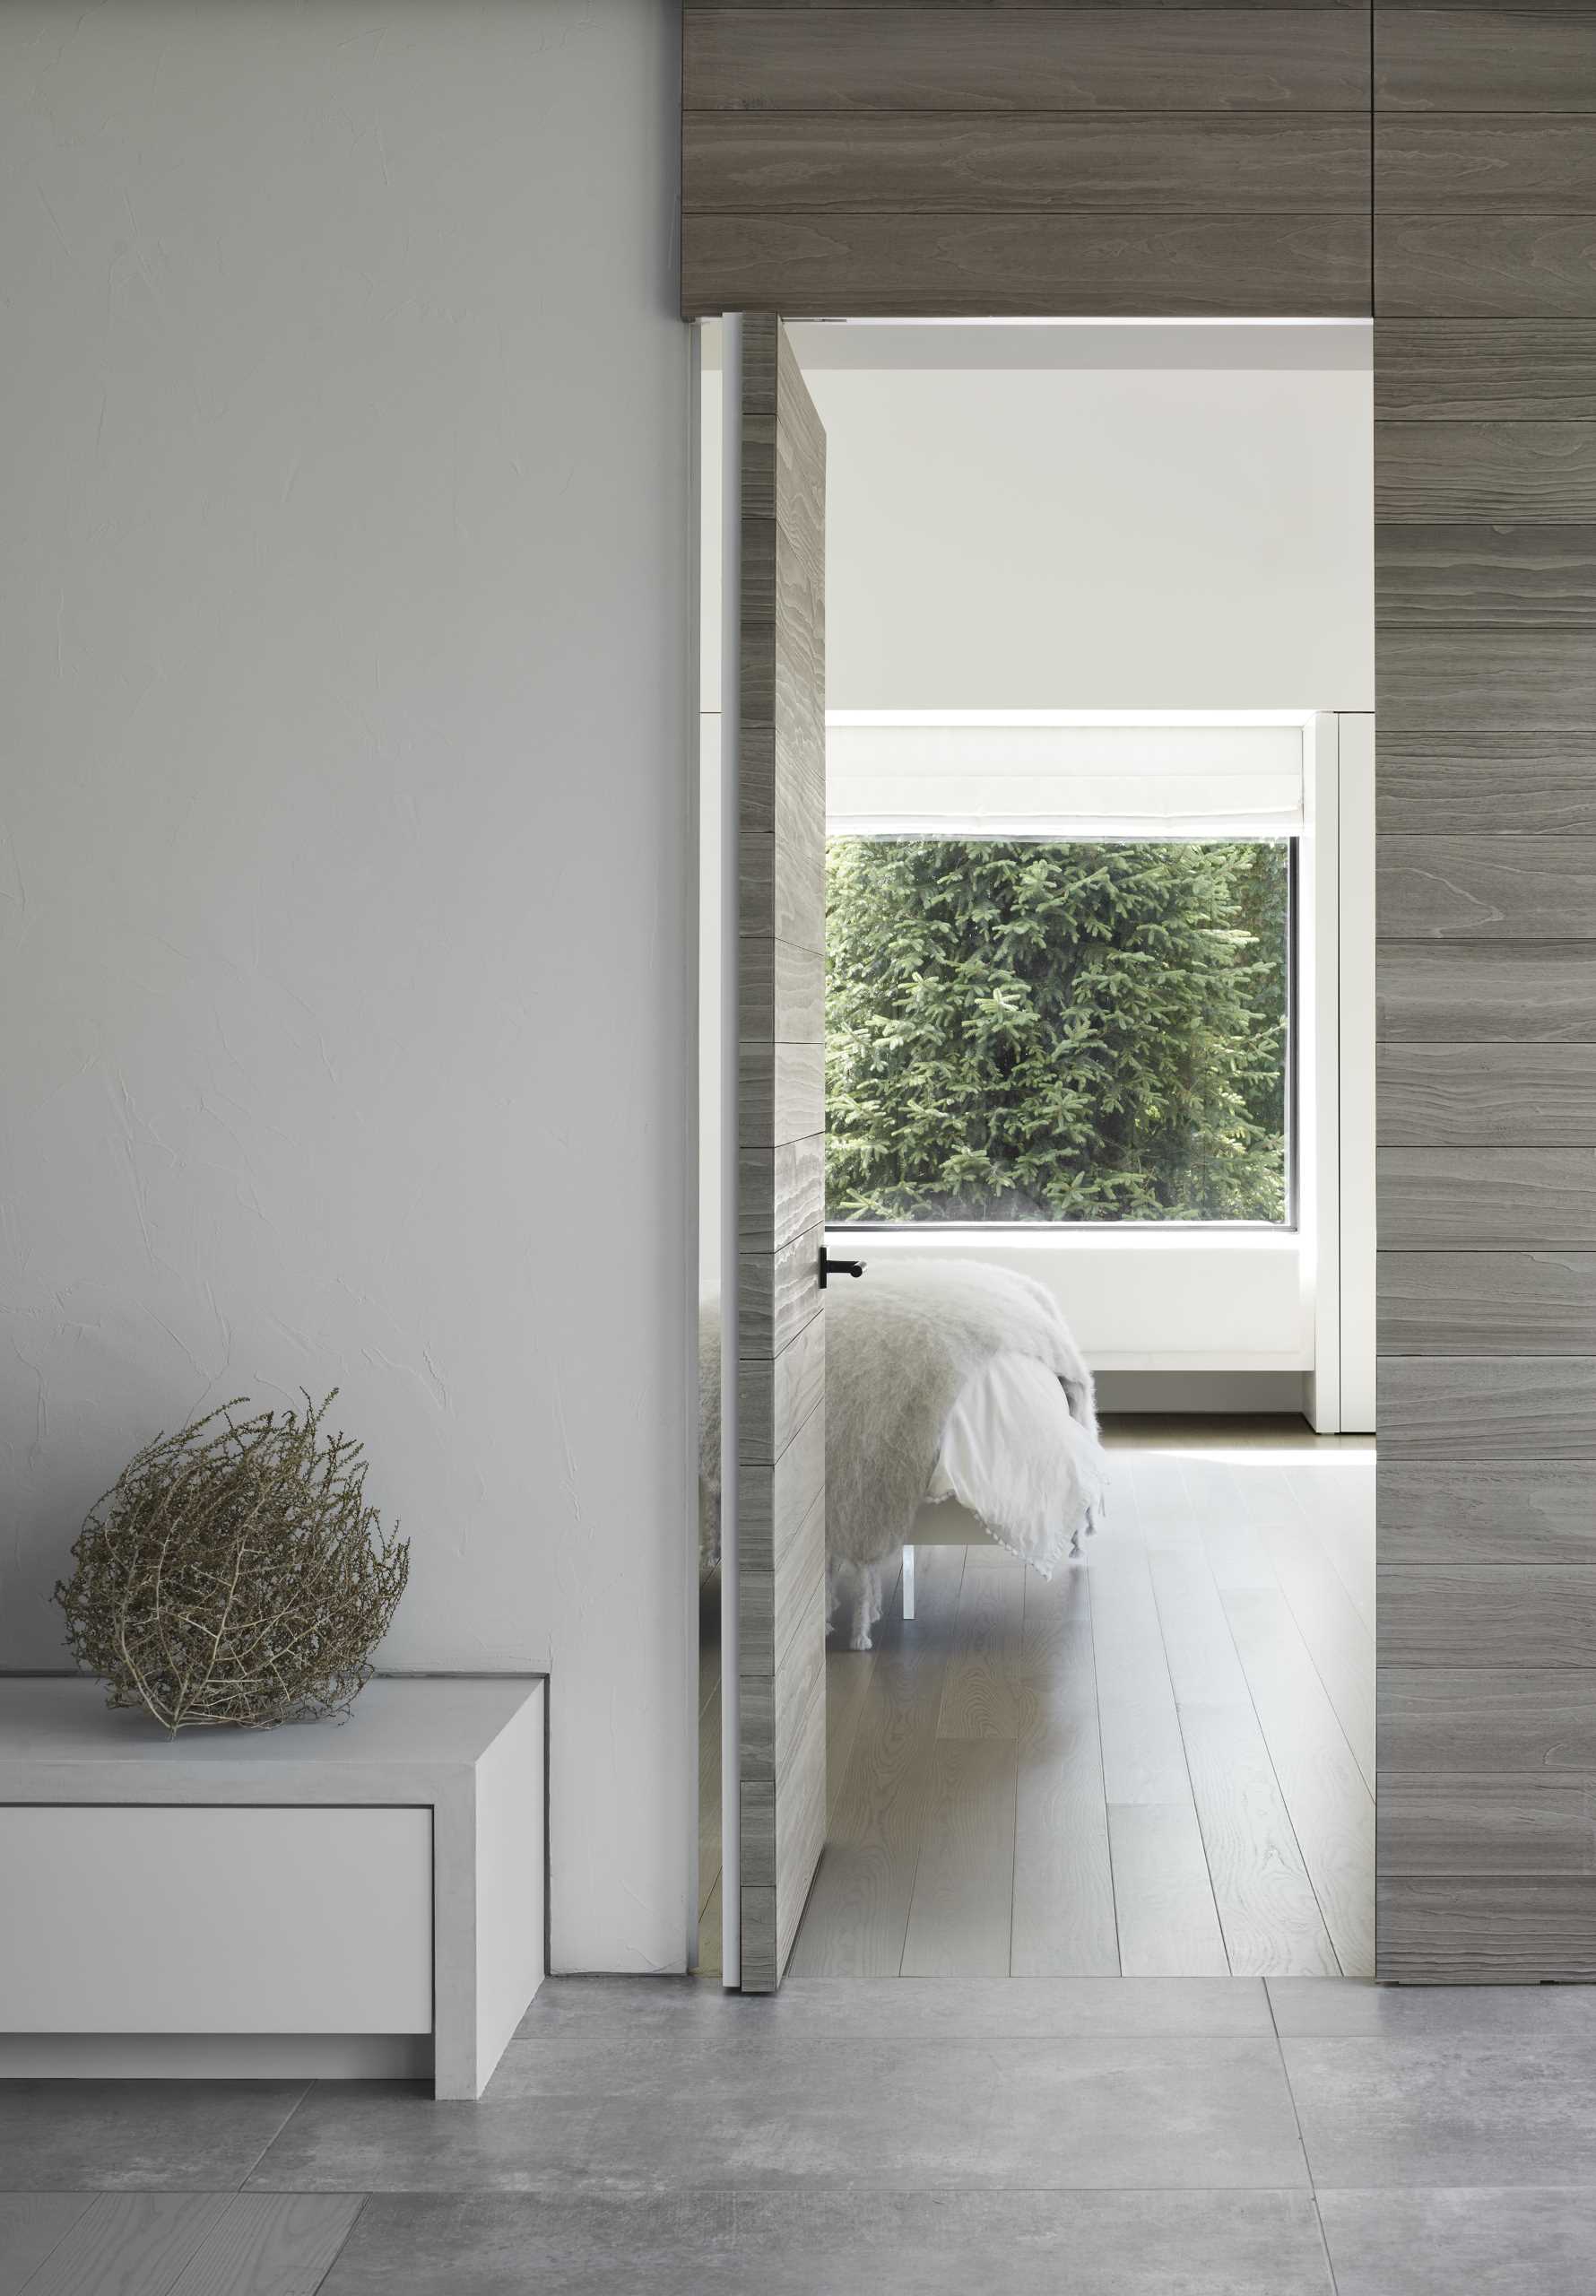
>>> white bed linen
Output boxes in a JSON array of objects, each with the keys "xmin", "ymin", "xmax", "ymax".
[{"xmin": 924, "ymin": 1350, "xmax": 1106, "ymax": 1577}]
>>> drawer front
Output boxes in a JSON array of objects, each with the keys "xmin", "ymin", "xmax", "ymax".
[{"xmin": 0, "ymin": 1805, "xmax": 432, "ymax": 2034}]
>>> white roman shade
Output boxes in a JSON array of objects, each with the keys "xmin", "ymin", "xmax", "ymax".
[{"xmin": 827, "ymin": 712, "xmax": 1305, "ymax": 838}]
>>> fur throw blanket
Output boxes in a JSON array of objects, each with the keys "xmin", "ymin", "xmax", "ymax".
[{"xmin": 700, "ymin": 1260, "xmax": 1104, "ymax": 1641}]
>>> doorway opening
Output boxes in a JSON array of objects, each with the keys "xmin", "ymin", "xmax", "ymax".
[{"xmin": 696, "ymin": 317, "xmax": 1375, "ymax": 1987}]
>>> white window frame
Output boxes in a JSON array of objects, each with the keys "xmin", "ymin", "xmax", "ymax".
[
  {"xmin": 820, "ymin": 709, "xmax": 1375, "ymax": 1432},
  {"xmin": 1310, "ymin": 710, "xmax": 1375, "ymax": 1433}
]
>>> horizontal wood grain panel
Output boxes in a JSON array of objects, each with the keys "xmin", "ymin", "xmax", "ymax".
[
  {"xmin": 741, "ymin": 344, "xmax": 825, "ymax": 831},
  {"xmin": 1380, "ymin": 1251, "xmax": 1596, "ymax": 1352},
  {"xmin": 1379, "ymin": 1355, "xmax": 1596, "ymax": 1457},
  {"xmin": 1379, "ymin": 1147, "xmax": 1596, "ymax": 1248},
  {"xmin": 1376, "ymin": 12, "xmax": 1596, "ymax": 110},
  {"xmin": 1377, "ymin": 218, "xmax": 1596, "ymax": 319},
  {"xmin": 740, "ymin": 1584, "xmax": 826, "ymax": 1786},
  {"xmin": 1378, "ymin": 1041, "xmax": 1596, "ymax": 1143},
  {"xmin": 1378, "ymin": 0, "xmax": 1596, "ymax": 10},
  {"xmin": 742, "ymin": 1883, "xmax": 776, "ymax": 1979},
  {"xmin": 1378, "ymin": 734, "xmax": 1596, "ymax": 832},
  {"xmin": 777, "ymin": 1626, "xmax": 829, "ymax": 1970},
  {"xmin": 1381, "ymin": 1565, "xmax": 1596, "ymax": 1665},
  {"xmin": 1377, "ymin": 526, "xmax": 1596, "ymax": 624},
  {"xmin": 738, "ymin": 1401, "xmax": 826, "ymax": 1577},
  {"xmin": 739, "ymin": 1037, "xmax": 826, "ymax": 1146},
  {"xmin": 740, "ymin": 932, "xmax": 825, "ymax": 1043},
  {"xmin": 1378, "ymin": 628, "xmax": 1596, "ymax": 726},
  {"xmin": 741, "ymin": 1591, "xmax": 825, "ymax": 1820},
  {"xmin": 1378, "ymin": 1874, "xmax": 1596, "ymax": 1980},
  {"xmin": 1378, "ymin": 117, "xmax": 1596, "ymax": 209},
  {"xmin": 1379, "ymin": 942, "xmax": 1596, "ymax": 1038},
  {"xmin": 1381, "ymin": 1460, "xmax": 1596, "ymax": 1562},
  {"xmin": 1380, "ymin": 835, "xmax": 1596, "ymax": 937},
  {"xmin": 741, "ymin": 1133, "xmax": 825, "ymax": 1255},
  {"xmin": 1377, "ymin": 425, "xmax": 1596, "ymax": 522},
  {"xmin": 1378, "ymin": 1779, "xmax": 1596, "ymax": 1875},
  {"xmin": 683, "ymin": 210, "xmax": 1371, "ymax": 317},
  {"xmin": 739, "ymin": 1305, "xmax": 827, "ymax": 1463},
  {"xmin": 741, "ymin": 834, "xmax": 826, "ymax": 955},
  {"xmin": 739, "ymin": 1222, "xmax": 823, "ymax": 1358},
  {"xmin": 1375, "ymin": 320, "xmax": 1596, "ymax": 420},
  {"xmin": 1383, "ymin": 1666, "xmax": 1596, "ymax": 1770},
  {"xmin": 741, "ymin": 1487, "xmax": 827, "ymax": 1678},
  {"xmin": 686, "ymin": 112, "xmax": 1371, "ymax": 209},
  {"xmin": 741, "ymin": 721, "xmax": 825, "ymax": 849},
  {"xmin": 687, "ymin": 10, "xmax": 1370, "ymax": 109}
]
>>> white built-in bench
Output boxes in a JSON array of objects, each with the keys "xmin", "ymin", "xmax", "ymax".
[{"xmin": 0, "ymin": 1674, "xmax": 544, "ymax": 2100}]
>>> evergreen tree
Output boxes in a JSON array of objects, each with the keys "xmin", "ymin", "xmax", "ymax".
[{"xmin": 825, "ymin": 838, "xmax": 1288, "ymax": 1224}]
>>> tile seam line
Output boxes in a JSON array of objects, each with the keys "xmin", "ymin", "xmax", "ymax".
[
  {"xmin": 235, "ymin": 2082, "xmax": 318, "ymax": 2191},
  {"xmin": 308, "ymin": 2190, "xmax": 370, "ymax": 2292},
  {"xmin": 1311, "ymin": 2190, "xmax": 1346, "ymax": 2294},
  {"xmin": 1261, "ymin": 1946, "xmax": 1331, "ymax": 2200},
  {"xmin": 231, "ymin": 2177, "xmax": 1325, "ymax": 2198}
]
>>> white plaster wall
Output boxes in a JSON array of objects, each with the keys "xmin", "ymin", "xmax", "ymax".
[
  {"xmin": 701, "ymin": 333, "xmax": 1374, "ymax": 711},
  {"xmin": 1, "ymin": 1, "xmax": 694, "ymax": 1972},
  {"xmin": 812, "ymin": 361, "xmax": 1373, "ymax": 710}
]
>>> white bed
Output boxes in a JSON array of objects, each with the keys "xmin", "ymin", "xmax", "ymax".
[
  {"xmin": 904, "ymin": 1347, "xmax": 1106, "ymax": 1620},
  {"xmin": 699, "ymin": 1261, "xmax": 1107, "ymax": 1650}
]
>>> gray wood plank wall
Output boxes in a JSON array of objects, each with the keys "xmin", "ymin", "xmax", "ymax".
[
  {"xmin": 1375, "ymin": 6, "xmax": 1596, "ymax": 1981},
  {"xmin": 684, "ymin": 1, "xmax": 1596, "ymax": 1981},
  {"xmin": 681, "ymin": 4, "xmax": 1373, "ymax": 318}
]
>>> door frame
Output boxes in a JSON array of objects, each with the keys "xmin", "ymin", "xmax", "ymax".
[
  {"xmin": 700, "ymin": 313, "xmax": 830, "ymax": 1992},
  {"xmin": 689, "ymin": 315, "xmax": 1376, "ymax": 1983},
  {"xmin": 1304, "ymin": 710, "xmax": 1378, "ymax": 1436},
  {"xmin": 716, "ymin": 311, "xmax": 746, "ymax": 1987}
]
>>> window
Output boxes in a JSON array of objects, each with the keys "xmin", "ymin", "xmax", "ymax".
[{"xmin": 825, "ymin": 835, "xmax": 1293, "ymax": 1229}]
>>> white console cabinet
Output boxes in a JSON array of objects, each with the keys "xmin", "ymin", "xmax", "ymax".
[{"xmin": 0, "ymin": 1675, "xmax": 544, "ymax": 2099}]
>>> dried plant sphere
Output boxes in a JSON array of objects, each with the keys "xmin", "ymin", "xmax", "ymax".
[{"xmin": 56, "ymin": 1392, "xmax": 409, "ymax": 1734}]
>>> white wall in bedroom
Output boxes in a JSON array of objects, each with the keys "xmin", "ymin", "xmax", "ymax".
[
  {"xmin": 0, "ymin": 1, "xmax": 694, "ymax": 1972},
  {"xmin": 701, "ymin": 327, "xmax": 1375, "ymax": 713}
]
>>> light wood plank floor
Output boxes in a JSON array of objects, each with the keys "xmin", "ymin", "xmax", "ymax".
[
  {"xmin": 0, "ymin": 2192, "xmax": 363, "ymax": 2296},
  {"xmin": 698, "ymin": 1417, "xmax": 1375, "ymax": 1979}
]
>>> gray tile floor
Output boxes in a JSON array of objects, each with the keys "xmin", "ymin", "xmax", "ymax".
[{"xmin": 9, "ymin": 1977, "xmax": 1596, "ymax": 2292}]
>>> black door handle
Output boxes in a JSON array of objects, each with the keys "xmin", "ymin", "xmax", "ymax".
[{"xmin": 819, "ymin": 1250, "xmax": 866, "ymax": 1289}]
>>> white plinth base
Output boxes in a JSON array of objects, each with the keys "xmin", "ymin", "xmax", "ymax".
[
  {"xmin": 0, "ymin": 2033, "xmax": 433, "ymax": 2080},
  {"xmin": 0, "ymin": 1675, "xmax": 546, "ymax": 2100}
]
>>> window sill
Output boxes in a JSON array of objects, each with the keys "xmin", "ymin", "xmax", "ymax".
[
  {"xmin": 827, "ymin": 1222, "xmax": 1309, "ymax": 1370},
  {"xmin": 825, "ymin": 1225, "xmax": 1299, "ymax": 1255}
]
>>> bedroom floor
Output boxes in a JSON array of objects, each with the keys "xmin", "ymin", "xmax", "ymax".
[{"xmin": 698, "ymin": 1416, "xmax": 1375, "ymax": 1980}]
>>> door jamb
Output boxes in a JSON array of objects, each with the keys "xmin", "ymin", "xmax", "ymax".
[
  {"xmin": 686, "ymin": 317, "xmax": 1376, "ymax": 1983},
  {"xmin": 717, "ymin": 312, "xmax": 745, "ymax": 1990}
]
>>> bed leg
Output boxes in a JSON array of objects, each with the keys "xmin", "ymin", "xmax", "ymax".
[{"xmin": 902, "ymin": 1544, "xmax": 915, "ymax": 1622}]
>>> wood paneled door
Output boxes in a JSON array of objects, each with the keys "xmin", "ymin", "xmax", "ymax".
[{"xmin": 735, "ymin": 314, "xmax": 828, "ymax": 1993}]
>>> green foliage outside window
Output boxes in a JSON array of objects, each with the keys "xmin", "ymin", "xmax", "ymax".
[{"xmin": 824, "ymin": 838, "xmax": 1290, "ymax": 1225}]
